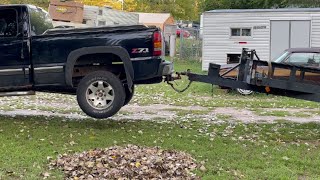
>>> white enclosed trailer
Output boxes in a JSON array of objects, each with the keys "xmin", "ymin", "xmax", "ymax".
[{"xmin": 202, "ymin": 8, "xmax": 320, "ymax": 71}]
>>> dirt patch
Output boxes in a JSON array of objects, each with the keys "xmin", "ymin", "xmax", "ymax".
[
  {"xmin": 0, "ymin": 109, "xmax": 87, "ymax": 119},
  {"xmin": 211, "ymin": 107, "xmax": 320, "ymax": 123},
  {"xmin": 0, "ymin": 93, "xmax": 319, "ymax": 124},
  {"xmin": 1, "ymin": 105, "xmax": 319, "ymax": 124}
]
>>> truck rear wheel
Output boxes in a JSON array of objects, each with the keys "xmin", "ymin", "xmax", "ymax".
[{"xmin": 77, "ymin": 71, "xmax": 125, "ymax": 119}]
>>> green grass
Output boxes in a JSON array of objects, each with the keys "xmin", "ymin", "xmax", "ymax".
[
  {"xmin": 1, "ymin": 116, "xmax": 320, "ymax": 179},
  {"xmin": 216, "ymin": 114, "xmax": 233, "ymax": 120}
]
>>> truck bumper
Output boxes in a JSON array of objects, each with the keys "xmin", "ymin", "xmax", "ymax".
[
  {"xmin": 159, "ymin": 60, "xmax": 174, "ymax": 76},
  {"xmin": 131, "ymin": 59, "xmax": 174, "ymax": 84}
]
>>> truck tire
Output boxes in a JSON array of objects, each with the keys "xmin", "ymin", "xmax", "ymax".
[
  {"xmin": 124, "ymin": 85, "xmax": 134, "ymax": 106},
  {"xmin": 76, "ymin": 71, "xmax": 125, "ymax": 119}
]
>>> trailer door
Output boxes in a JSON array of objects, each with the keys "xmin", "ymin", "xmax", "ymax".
[
  {"xmin": 270, "ymin": 21, "xmax": 290, "ymax": 60},
  {"xmin": 271, "ymin": 20, "xmax": 311, "ymax": 60},
  {"xmin": 290, "ymin": 21, "xmax": 310, "ymax": 49}
]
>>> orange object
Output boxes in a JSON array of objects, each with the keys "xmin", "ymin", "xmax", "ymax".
[
  {"xmin": 49, "ymin": 0, "xmax": 84, "ymax": 23},
  {"xmin": 265, "ymin": 86, "xmax": 271, "ymax": 93}
]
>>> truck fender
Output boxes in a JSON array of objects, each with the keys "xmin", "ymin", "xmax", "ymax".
[{"xmin": 65, "ymin": 46, "xmax": 134, "ymax": 90}]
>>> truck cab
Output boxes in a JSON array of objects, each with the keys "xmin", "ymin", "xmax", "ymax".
[{"xmin": 0, "ymin": 5, "xmax": 56, "ymax": 89}]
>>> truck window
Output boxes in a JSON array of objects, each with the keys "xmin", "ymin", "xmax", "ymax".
[
  {"xmin": 29, "ymin": 6, "xmax": 53, "ymax": 35},
  {"xmin": 0, "ymin": 9, "xmax": 18, "ymax": 37}
]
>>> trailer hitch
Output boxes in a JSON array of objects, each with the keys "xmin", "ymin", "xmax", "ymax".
[{"xmin": 165, "ymin": 70, "xmax": 193, "ymax": 93}]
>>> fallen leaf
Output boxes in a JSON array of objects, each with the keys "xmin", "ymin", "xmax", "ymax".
[{"xmin": 50, "ymin": 145, "xmax": 200, "ymax": 179}]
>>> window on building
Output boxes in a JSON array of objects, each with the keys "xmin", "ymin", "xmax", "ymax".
[
  {"xmin": 98, "ymin": 21, "xmax": 106, "ymax": 26},
  {"xmin": 231, "ymin": 28, "xmax": 241, "ymax": 36},
  {"xmin": 231, "ymin": 28, "xmax": 252, "ymax": 37},
  {"xmin": 98, "ymin": 9, "xmax": 103, "ymax": 15},
  {"xmin": 227, "ymin": 54, "xmax": 241, "ymax": 64},
  {"xmin": 0, "ymin": 9, "xmax": 18, "ymax": 37},
  {"xmin": 242, "ymin": 28, "xmax": 252, "ymax": 36},
  {"xmin": 82, "ymin": 19, "xmax": 87, "ymax": 24}
]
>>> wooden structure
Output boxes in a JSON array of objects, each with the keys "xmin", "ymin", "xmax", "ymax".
[
  {"xmin": 137, "ymin": 13, "xmax": 175, "ymax": 30},
  {"xmin": 49, "ymin": 0, "xmax": 84, "ymax": 23}
]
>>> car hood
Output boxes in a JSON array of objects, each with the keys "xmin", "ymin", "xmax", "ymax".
[{"xmin": 220, "ymin": 64, "xmax": 238, "ymax": 70}]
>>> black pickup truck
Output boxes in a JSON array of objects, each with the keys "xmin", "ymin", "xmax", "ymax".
[{"xmin": 0, "ymin": 4, "xmax": 174, "ymax": 118}]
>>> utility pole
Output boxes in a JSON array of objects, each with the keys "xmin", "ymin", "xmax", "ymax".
[{"xmin": 119, "ymin": 0, "xmax": 124, "ymax": 10}]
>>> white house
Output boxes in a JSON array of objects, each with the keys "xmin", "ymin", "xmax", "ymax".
[
  {"xmin": 83, "ymin": 5, "xmax": 139, "ymax": 27},
  {"xmin": 201, "ymin": 8, "xmax": 320, "ymax": 71}
]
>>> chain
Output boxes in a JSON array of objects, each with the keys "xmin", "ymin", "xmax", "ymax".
[{"xmin": 167, "ymin": 80, "xmax": 193, "ymax": 93}]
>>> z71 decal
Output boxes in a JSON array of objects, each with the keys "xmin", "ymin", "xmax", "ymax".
[{"xmin": 132, "ymin": 48, "xmax": 149, "ymax": 54}]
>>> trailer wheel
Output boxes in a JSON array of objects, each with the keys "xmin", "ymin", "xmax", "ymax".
[
  {"xmin": 236, "ymin": 88, "xmax": 254, "ymax": 96},
  {"xmin": 77, "ymin": 71, "xmax": 125, "ymax": 119}
]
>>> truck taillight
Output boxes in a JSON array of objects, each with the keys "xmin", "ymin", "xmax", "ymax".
[{"xmin": 153, "ymin": 31, "xmax": 162, "ymax": 56}]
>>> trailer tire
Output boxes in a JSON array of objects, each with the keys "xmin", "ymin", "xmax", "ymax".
[
  {"xmin": 236, "ymin": 88, "xmax": 254, "ymax": 96},
  {"xmin": 77, "ymin": 71, "xmax": 125, "ymax": 119}
]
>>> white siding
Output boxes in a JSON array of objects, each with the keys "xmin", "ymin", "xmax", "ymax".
[
  {"xmin": 99, "ymin": 8, "xmax": 139, "ymax": 26},
  {"xmin": 202, "ymin": 10, "xmax": 320, "ymax": 71},
  {"xmin": 312, "ymin": 14, "xmax": 320, "ymax": 48},
  {"xmin": 83, "ymin": 6, "xmax": 139, "ymax": 27},
  {"xmin": 83, "ymin": 5, "xmax": 99, "ymax": 26}
]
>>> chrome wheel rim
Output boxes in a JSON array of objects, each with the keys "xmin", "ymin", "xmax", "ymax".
[
  {"xmin": 237, "ymin": 88, "xmax": 253, "ymax": 95},
  {"xmin": 86, "ymin": 81, "xmax": 114, "ymax": 110}
]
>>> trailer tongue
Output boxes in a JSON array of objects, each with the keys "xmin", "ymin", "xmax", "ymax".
[{"xmin": 168, "ymin": 48, "xmax": 320, "ymax": 103}]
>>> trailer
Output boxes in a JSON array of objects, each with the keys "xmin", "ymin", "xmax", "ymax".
[{"xmin": 168, "ymin": 48, "xmax": 320, "ymax": 103}]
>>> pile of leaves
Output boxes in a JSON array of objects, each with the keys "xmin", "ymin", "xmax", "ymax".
[{"xmin": 50, "ymin": 145, "xmax": 200, "ymax": 179}]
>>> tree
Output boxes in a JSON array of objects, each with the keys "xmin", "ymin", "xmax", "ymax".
[
  {"xmin": 75, "ymin": 0, "xmax": 137, "ymax": 11},
  {"xmin": 202, "ymin": 0, "xmax": 320, "ymax": 11},
  {"xmin": 123, "ymin": 0, "xmax": 138, "ymax": 11},
  {"xmin": 132, "ymin": 0, "xmax": 202, "ymax": 21},
  {"xmin": 286, "ymin": 0, "xmax": 320, "ymax": 7},
  {"xmin": 78, "ymin": 0, "xmax": 121, "ymax": 9},
  {"xmin": 2, "ymin": 0, "xmax": 320, "ymax": 22},
  {"xmin": 1, "ymin": 0, "xmax": 49, "ymax": 9}
]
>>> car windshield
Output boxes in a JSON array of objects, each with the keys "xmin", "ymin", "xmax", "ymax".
[{"xmin": 273, "ymin": 51, "xmax": 289, "ymax": 63}]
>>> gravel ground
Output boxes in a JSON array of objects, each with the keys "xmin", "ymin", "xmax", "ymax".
[{"xmin": 0, "ymin": 93, "xmax": 319, "ymax": 123}]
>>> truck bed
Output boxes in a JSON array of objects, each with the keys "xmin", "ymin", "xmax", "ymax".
[{"xmin": 45, "ymin": 25, "xmax": 153, "ymax": 35}]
